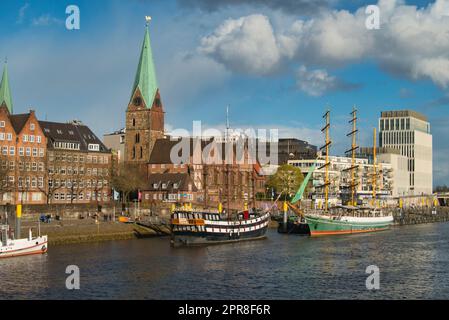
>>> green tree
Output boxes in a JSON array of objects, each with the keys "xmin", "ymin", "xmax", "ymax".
[{"xmin": 266, "ymin": 164, "xmax": 305, "ymax": 200}]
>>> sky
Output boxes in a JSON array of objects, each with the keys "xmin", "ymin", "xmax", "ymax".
[{"xmin": 0, "ymin": 0, "xmax": 448, "ymax": 186}]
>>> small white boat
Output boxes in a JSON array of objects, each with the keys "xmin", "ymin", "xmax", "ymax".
[{"xmin": 0, "ymin": 225, "xmax": 48, "ymax": 259}]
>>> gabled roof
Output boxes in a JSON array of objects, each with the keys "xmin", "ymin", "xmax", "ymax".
[
  {"xmin": 9, "ymin": 113, "xmax": 30, "ymax": 133},
  {"xmin": 0, "ymin": 62, "xmax": 13, "ymax": 113},
  {"xmin": 39, "ymin": 120, "xmax": 109, "ymax": 153},
  {"xmin": 147, "ymin": 173, "xmax": 197, "ymax": 192},
  {"xmin": 130, "ymin": 26, "xmax": 158, "ymax": 109}
]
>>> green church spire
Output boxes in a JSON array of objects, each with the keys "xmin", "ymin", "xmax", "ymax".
[
  {"xmin": 0, "ymin": 60, "xmax": 13, "ymax": 113},
  {"xmin": 130, "ymin": 21, "xmax": 158, "ymax": 109}
]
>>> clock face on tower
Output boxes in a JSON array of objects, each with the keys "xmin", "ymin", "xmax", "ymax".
[{"xmin": 133, "ymin": 97, "xmax": 142, "ymax": 107}]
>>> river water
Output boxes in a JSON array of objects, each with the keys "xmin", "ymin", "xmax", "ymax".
[{"xmin": 1, "ymin": 222, "xmax": 449, "ymax": 300}]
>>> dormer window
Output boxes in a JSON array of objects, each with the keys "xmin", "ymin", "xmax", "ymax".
[{"xmin": 88, "ymin": 144, "xmax": 100, "ymax": 151}]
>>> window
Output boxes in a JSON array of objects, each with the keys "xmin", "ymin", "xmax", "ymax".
[
  {"xmin": 23, "ymin": 135, "xmax": 28, "ymax": 142},
  {"xmin": 2, "ymin": 146, "xmax": 7, "ymax": 155},
  {"xmin": 0, "ymin": 133, "xmax": 4, "ymax": 140},
  {"xmin": 32, "ymin": 148, "xmax": 38, "ymax": 157},
  {"xmin": 6, "ymin": 133, "xmax": 12, "ymax": 141},
  {"xmin": 32, "ymin": 162, "xmax": 37, "ymax": 171},
  {"xmin": 30, "ymin": 123, "xmax": 35, "ymax": 130},
  {"xmin": 9, "ymin": 161, "xmax": 14, "ymax": 170},
  {"xmin": 37, "ymin": 136, "xmax": 41, "ymax": 143},
  {"xmin": 26, "ymin": 147, "xmax": 31, "ymax": 156},
  {"xmin": 9, "ymin": 146, "xmax": 14, "ymax": 156},
  {"xmin": 0, "ymin": 121, "xmax": 5, "ymax": 127},
  {"xmin": 54, "ymin": 193, "xmax": 59, "ymax": 201},
  {"xmin": 88, "ymin": 144, "xmax": 100, "ymax": 151},
  {"xmin": 19, "ymin": 147, "xmax": 24, "ymax": 156},
  {"xmin": 39, "ymin": 148, "xmax": 44, "ymax": 157},
  {"xmin": 38, "ymin": 177, "xmax": 44, "ymax": 188}
]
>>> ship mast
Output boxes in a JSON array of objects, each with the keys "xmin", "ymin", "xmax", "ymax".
[
  {"xmin": 319, "ymin": 110, "xmax": 332, "ymax": 212},
  {"xmin": 345, "ymin": 106, "xmax": 359, "ymax": 206},
  {"xmin": 372, "ymin": 127, "xmax": 377, "ymax": 206},
  {"xmin": 226, "ymin": 105, "xmax": 231, "ymax": 220}
]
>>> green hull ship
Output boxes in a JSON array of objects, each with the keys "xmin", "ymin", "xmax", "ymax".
[{"xmin": 305, "ymin": 209, "xmax": 394, "ymax": 236}]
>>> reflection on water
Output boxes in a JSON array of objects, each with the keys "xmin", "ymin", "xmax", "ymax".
[{"xmin": 1, "ymin": 222, "xmax": 449, "ymax": 299}]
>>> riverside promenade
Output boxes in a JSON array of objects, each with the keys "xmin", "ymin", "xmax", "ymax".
[{"xmin": 21, "ymin": 218, "xmax": 160, "ymax": 245}]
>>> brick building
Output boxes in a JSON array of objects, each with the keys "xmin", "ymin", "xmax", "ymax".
[
  {"xmin": 39, "ymin": 120, "xmax": 112, "ymax": 205},
  {"xmin": 0, "ymin": 62, "xmax": 113, "ymax": 206},
  {"xmin": 125, "ymin": 24, "xmax": 165, "ymax": 166},
  {"xmin": 146, "ymin": 138, "xmax": 266, "ymax": 209}
]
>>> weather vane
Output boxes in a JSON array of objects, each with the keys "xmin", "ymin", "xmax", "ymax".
[{"xmin": 145, "ymin": 16, "xmax": 152, "ymax": 26}]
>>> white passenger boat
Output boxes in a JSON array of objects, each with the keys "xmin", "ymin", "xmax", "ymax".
[{"xmin": 0, "ymin": 225, "xmax": 48, "ymax": 259}]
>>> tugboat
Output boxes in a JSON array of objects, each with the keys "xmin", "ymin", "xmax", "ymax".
[{"xmin": 0, "ymin": 225, "xmax": 48, "ymax": 258}]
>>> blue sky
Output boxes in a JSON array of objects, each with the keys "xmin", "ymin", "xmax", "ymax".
[{"xmin": 1, "ymin": 0, "xmax": 449, "ymax": 186}]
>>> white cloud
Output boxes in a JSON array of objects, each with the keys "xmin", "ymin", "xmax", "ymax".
[
  {"xmin": 17, "ymin": 3, "xmax": 30, "ymax": 24},
  {"xmin": 295, "ymin": 66, "xmax": 358, "ymax": 96},
  {"xmin": 199, "ymin": 14, "xmax": 282, "ymax": 75},
  {"xmin": 32, "ymin": 14, "xmax": 64, "ymax": 27},
  {"xmin": 200, "ymin": 0, "xmax": 449, "ymax": 90}
]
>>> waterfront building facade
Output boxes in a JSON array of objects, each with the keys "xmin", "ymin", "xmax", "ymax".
[
  {"xmin": 40, "ymin": 120, "xmax": 113, "ymax": 205},
  {"xmin": 146, "ymin": 137, "xmax": 266, "ymax": 208},
  {"xmin": 358, "ymin": 147, "xmax": 409, "ymax": 197},
  {"xmin": 0, "ymin": 61, "xmax": 113, "ymax": 206},
  {"xmin": 288, "ymin": 156, "xmax": 393, "ymax": 206},
  {"xmin": 379, "ymin": 110, "xmax": 432, "ymax": 195}
]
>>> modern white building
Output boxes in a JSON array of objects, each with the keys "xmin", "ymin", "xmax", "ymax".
[
  {"xmin": 103, "ymin": 128, "xmax": 126, "ymax": 163},
  {"xmin": 358, "ymin": 147, "xmax": 409, "ymax": 197},
  {"xmin": 379, "ymin": 110, "xmax": 432, "ymax": 195},
  {"xmin": 288, "ymin": 156, "xmax": 393, "ymax": 206}
]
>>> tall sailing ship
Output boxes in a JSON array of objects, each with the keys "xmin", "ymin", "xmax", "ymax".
[{"xmin": 304, "ymin": 108, "xmax": 394, "ymax": 236}]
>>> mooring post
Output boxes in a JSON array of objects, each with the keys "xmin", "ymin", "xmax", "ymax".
[
  {"xmin": 283, "ymin": 201, "xmax": 288, "ymax": 232},
  {"xmin": 15, "ymin": 204, "xmax": 22, "ymax": 239}
]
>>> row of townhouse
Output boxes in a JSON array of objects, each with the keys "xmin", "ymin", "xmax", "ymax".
[{"xmin": 0, "ymin": 105, "xmax": 113, "ymax": 205}]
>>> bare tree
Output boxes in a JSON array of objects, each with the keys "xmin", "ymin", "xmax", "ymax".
[{"xmin": 111, "ymin": 163, "xmax": 147, "ymax": 208}]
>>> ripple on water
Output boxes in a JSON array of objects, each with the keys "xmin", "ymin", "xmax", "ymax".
[{"xmin": 2, "ymin": 222, "xmax": 449, "ymax": 299}]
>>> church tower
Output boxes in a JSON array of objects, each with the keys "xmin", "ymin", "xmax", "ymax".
[
  {"xmin": 0, "ymin": 60, "xmax": 13, "ymax": 114},
  {"xmin": 125, "ymin": 19, "xmax": 165, "ymax": 164}
]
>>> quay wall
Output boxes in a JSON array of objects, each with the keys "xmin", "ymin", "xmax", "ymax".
[{"xmin": 393, "ymin": 207, "xmax": 449, "ymax": 225}]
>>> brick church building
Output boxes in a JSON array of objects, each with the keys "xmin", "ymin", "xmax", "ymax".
[
  {"xmin": 122, "ymin": 22, "xmax": 267, "ymax": 209},
  {"xmin": 124, "ymin": 23, "xmax": 164, "ymax": 166}
]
